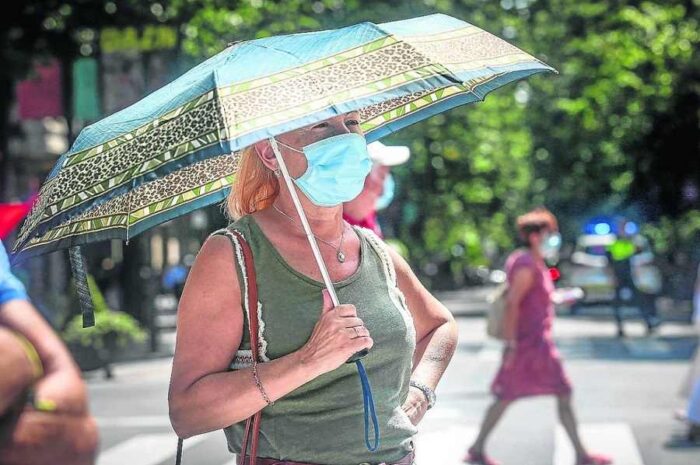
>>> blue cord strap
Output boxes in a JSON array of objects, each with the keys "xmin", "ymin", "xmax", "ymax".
[{"xmin": 356, "ymin": 360, "xmax": 380, "ymax": 451}]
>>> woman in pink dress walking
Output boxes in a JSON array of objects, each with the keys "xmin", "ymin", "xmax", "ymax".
[{"xmin": 464, "ymin": 208, "xmax": 611, "ymax": 465}]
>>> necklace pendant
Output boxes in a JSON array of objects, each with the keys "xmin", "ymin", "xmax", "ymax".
[{"xmin": 337, "ymin": 251, "xmax": 346, "ymax": 263}]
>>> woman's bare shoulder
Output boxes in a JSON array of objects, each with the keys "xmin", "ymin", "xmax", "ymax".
[
  {"xmin": 198, "ymin": 233, "xmax": 238, "ymax": 273},
  {"xmin": 179, "ymin": 233, "xmax": 242, "ymax": 313}
]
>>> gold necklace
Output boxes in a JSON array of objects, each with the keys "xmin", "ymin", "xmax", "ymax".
[{"xmin": 272, "ymin": 204, "xmax": 349, "ymax": 263}]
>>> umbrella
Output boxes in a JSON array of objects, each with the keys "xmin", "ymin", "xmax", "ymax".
[
  {"xmin": 10, "ymin": 12, "xmax": 555, "ymax": 453},
  {"xmin": 12, "ymin": 13, "xmax": 554, "ymax": 266}
]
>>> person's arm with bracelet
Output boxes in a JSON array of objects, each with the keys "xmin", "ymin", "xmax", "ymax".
[
  {"xmin": 386, "ymin": 247, "xmax": 459, "ymax": 425},
  {"xmin": 0, "ymin": 300, "xmax": 88, "ymax": 414},
  {"xmin": 0, "ymin": 242, "xmax": 87, "ymax": 415},
  {"xmin": 0, "ymin": 243, "xmax": 98, "ymax": 465}
]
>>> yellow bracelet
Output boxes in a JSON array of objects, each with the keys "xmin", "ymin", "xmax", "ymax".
[
  {"xmin": 10, "ymin": 330, "xmax": 44, "ymax": 381},
  {"xmin": 27, "ymin": 391, "xmax": 58, "ymax": 412}
]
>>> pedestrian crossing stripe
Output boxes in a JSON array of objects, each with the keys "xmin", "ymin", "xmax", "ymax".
[
  {"xmin": 554, "ymin": 423, "xmax": 644, "ymax": 465},
  {"xmin": 96, "ymin": 422, "xmax": 646, "ymax": 465},
  {"xmin": 97, "ymin": 431, "xmax": 212, "ymax": 465},
  {"xmin": 415, "ymin": 425, "xmax": 478, "ymax": 465},
  {"xmin": 97, "ymin": 415, "xmax": 173, "ymax": 428}
]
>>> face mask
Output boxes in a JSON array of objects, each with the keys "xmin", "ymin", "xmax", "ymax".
[
  {"xmin": 375, "ymin": 173, "xmax": 395, "ymax": 210},
  {"xmin": 539, "ymin": 232, "xmax": 562, "ymax": 260},
  {"xmin": 277, "ymin": 133, "xmax": 372, "ymax": 207}
]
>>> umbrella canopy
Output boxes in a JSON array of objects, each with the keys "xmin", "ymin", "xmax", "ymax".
[{"xmin": 12, "ymin": 13, "xmax": 554, "ymax": 262}]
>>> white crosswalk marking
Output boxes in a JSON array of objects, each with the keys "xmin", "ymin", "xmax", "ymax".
[
  {"xmin": 414, "ymin": 424, "xmax": 478, "ymax": 465},
  {"xmin": 97, "ymin": 431, "xmax": 211, "ymax": 465},
  {"xmin": 96, "ymin": 415, "xmax": 172, "ymax": 428},
  {"xmin": 94, "ymin": 421, "xmax": 645, "ymax": 465},
  {"xmin": 624, "ymin": 339, "xmax": 671, "ymax": 358},
  {"xmin": 554, "ymin": 423, "xmax": 644, "ymax": 465},
  {"xmin": 476, "ymin": 341, "xmax": 502, "ymax": 362}
]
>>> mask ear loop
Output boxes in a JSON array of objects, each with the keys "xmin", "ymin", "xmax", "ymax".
[{"xmin": 268, "ymin": 137, "xmax": 380, "ymax": 452}]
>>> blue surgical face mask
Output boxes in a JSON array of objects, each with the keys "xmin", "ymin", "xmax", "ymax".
[
  {"xmin": 277, "ymin": 133, "xmax": 372, "ymax": 207},
  {"xmin": 375, "ymin": 173, "xmax": 395, "ymax": 210}
]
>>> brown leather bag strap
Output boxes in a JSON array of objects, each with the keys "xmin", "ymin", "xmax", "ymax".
[{"xmin": 227, "ymin": 228, "xmax": 263, "ymax": 465}]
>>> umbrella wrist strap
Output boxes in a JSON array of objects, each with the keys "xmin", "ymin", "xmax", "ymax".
[
  {"xmin": 357, "ymin": 360, "xmax": 380, "ymax": 451},
  {"xmin": 69, "ymin": 246, "xmax": 95, "ymax": 328}
]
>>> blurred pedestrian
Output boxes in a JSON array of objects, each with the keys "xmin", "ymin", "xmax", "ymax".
[
  {"xmin": 605, "ymin": 219, "xmax": 660, "ymax": 337},
  {"xmin": 685, "ymin": 379, "xmax": 700, "ymax": 444},
  {"xmin": 678, "ymin": 262, "xmax": 700, "ymax": 402},
  {"xmin": 464, "ymin": 208, "xmax": 611, "ymax": 465},
  {"xmin": 672, "ymin": 261, "xmax": 700, "ymax": 445},
  {"xmin": 162, "ymin": 262, "xmax": 189, "ymax": 299},
  {"xmin": 343, "ymin": 141, "xmax": 409, "ymax": 237},
  {"xmin": 0, "ymin": 241, "xmax": 98, "ymax": 465},
  {"xmin": 686, "ymin": 263, "xmax": 700, "ymax": 443}
]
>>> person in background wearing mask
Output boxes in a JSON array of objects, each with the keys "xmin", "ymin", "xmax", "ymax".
[
  {"xmin": 343, "ymin": 141, "xmax": 409, "ymax": 238},
  {"xmin": 0, "ymin": 241, "xmax": 98, "ymax": 464},
  {"xmin": 605, "ymin": 219, "xmax": 660, "ymax": 337},
  {"xmin": 464, "ymin": 208, "xmax": 611, "ymax": 465}
]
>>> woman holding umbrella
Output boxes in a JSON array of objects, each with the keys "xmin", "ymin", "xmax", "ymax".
[{"xmin": 168, "ymin": 111, "xmax": 459, "ymax": 465}]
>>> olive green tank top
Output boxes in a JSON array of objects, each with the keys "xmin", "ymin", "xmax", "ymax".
[{"xmin": 212, "ymin": 214, "xmax": 417, "ymax": 465}]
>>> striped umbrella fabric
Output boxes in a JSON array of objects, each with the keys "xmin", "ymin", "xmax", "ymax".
[{"xmin": 13, "ymin": 13, "xmax": 554, "ymax": 263}]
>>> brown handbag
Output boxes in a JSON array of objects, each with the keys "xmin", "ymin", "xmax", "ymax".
[{"xmin": 176, "ymin": 228, "xmax": 262, "ymax": 465}]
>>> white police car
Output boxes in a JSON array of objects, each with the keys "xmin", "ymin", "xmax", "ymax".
[{"xmin": 561, "ymin": 221, "xmax": 662, "ymax": 305}]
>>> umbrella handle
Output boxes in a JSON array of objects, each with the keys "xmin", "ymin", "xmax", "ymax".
[{"xmin": 268, "ymin": 138, "xmax": 368, "ymax": 363}]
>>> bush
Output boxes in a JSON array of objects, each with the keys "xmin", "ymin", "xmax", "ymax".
[{"xmin": 62, "ymin": 275, "xmax": 146, "ymax": 350}]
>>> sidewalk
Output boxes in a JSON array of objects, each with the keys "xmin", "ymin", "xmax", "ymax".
[
  {"xmin": 435, "ymin": 286, "xmax": 694, "ymax": 322},
  {"xmin": 434, "ymin": 286, "xmax": 494, "ymax": 317}
]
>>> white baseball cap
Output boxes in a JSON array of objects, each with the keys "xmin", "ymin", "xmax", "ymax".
[{"xmin": 367, "ymin": 141, "xmax": 410, "ymax": 166}]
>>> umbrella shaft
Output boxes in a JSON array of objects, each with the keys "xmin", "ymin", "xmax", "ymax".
[{"xmin": 268, "ymin": 138, "xmax": 340, "ymax": 307}]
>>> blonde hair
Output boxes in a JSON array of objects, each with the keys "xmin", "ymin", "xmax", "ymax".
[{"xmin": 224, "ymin": 146, "xmax": 279, "ymax": 220}]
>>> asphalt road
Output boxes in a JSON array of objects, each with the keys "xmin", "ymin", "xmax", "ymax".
[{"xmin": 88, "ymin": 304, "xmax": 700, "ymax": 465}]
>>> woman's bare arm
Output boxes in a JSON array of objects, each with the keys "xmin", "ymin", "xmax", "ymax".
[{"xmin": 386, "ymin": 247, "xmax": 458, "ymax": 423}]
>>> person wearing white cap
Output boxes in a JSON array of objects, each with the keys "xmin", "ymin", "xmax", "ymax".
[{"xmin": 343, "ymin": 141, "xmax": 410, "ymax": 237}]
